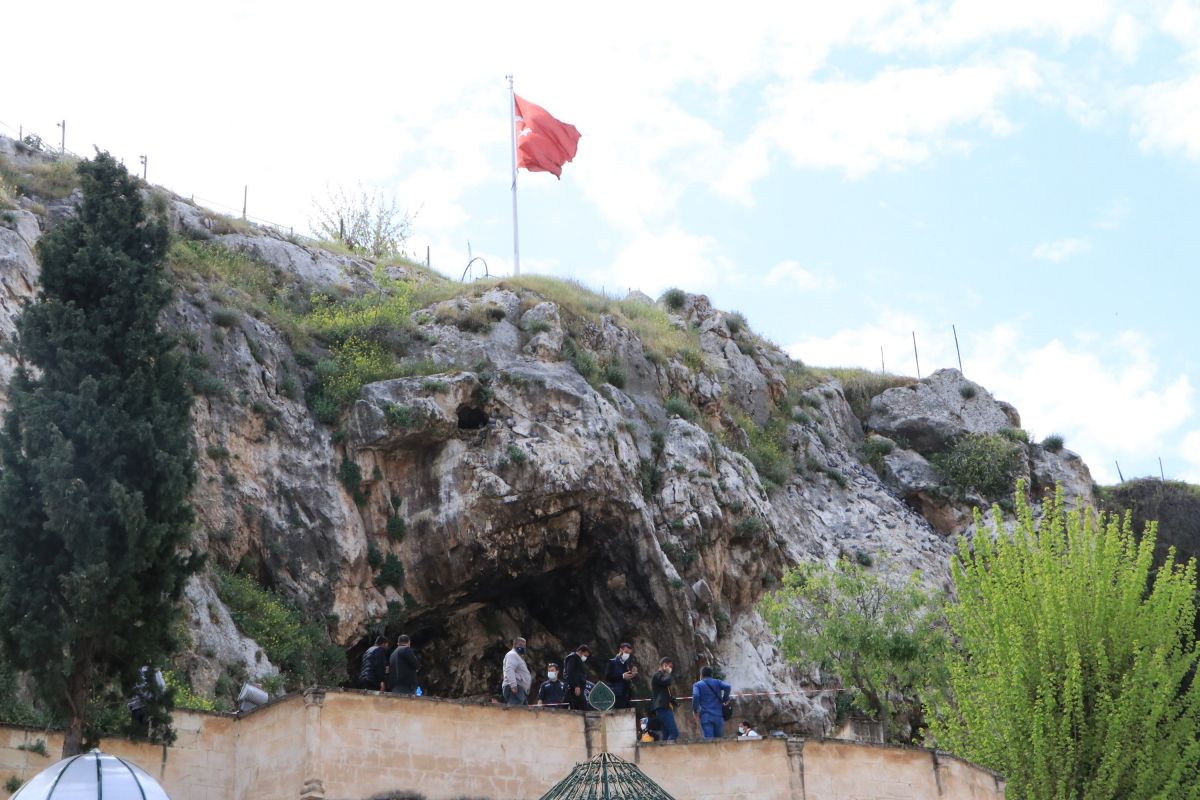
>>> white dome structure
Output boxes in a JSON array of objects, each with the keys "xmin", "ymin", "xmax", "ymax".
[{"xmin": 12, "ymin": 750, "xmax": 171, "ymax": 800}]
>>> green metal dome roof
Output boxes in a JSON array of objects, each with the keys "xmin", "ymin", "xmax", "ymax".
[{"xmin": 537, "ymin": 752, "xmax": 676, "ymax": 800}]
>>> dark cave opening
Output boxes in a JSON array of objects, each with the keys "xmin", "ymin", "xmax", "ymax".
[{"xmin": 456, "ymin": 403, "xmax": 488, "ymax": 430}]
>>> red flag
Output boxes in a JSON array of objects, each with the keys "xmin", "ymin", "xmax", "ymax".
[{"xmin": 514, "ymin": 95, "xmax": 581, "ymax": 179}]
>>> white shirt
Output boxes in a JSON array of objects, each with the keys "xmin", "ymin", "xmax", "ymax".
[
  {"xmin": 738, "ymin": 729, "xmax": 762, "ymax": 740},
  {"xmin": 502, "ymin": 649, "xmax": 532, "ymax": 692}
]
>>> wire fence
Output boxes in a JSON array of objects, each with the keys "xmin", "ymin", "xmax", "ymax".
[{"xmin": 0, "ymin": 116, "xmax": 314, "ymax": 241}]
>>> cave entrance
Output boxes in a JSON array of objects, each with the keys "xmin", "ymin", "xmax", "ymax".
[{"xmin": 456, "ymin": 403, "xmax": 488, "ymax": 430}]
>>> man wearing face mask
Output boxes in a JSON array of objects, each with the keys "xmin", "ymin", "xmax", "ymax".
[
  {"xmin": 537, "ymin": 662, "xmax": 568, "ymax": 708},
  {"xmin": 650, "ymin": 657, "xmax": 680, "ymax": 741},
  {"xmin": 502, "ymin": 636, "xmax": 532, "ymax": 706},
  {"xmin": 604, "ymin": 642, "xmax": 638, "ymax": 710},
  {"xmin": 563, "ymin": 644, "xmax": 591, "ymax": 710}
]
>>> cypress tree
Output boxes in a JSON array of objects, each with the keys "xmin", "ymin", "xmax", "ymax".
[{"xmin": 0, "ymin": 153, "xmax": 198, "ymax": 756}]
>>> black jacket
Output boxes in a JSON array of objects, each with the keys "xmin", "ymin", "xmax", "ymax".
[
  {"xmin": 538, "ymin": 679, "xmax": 568, "ymax": 707},
  {"xmin": 563, "ymin": 652, "xmax": 588, "ymax": 689},
  {"xmin": 359, "ymin": 645, "xmax": 388, "ymax": 686},
  {"xmin": 389, "ymin": 646, "xmax": 420, "ymax": 689},
  {"xmin": 650, "ymin": 670, "xmax": 675, "ymax": 710},
  {"xmin": 604, "ymin": 656, "xmax": 636, "ymax": 698}
]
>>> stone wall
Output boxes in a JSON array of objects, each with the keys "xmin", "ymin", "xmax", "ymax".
[{"xmin": 0, "ymin": 690, "xmax": 1004, "ymax": 799}]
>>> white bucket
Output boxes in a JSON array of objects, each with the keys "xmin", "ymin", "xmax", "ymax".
[{"xmin": 237, "ymin": 683, "xmax": 269, "ymax": 709}]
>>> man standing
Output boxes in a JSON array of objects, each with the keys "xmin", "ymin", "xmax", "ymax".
[
  {"xmin": 389, "ymin": 634, "xmax": 420, "ymax": 695},
  {"xmin": 537, "ymin": 662, "xmax": 568, "ymax": 708},
  {"xmin": 502, "ymin": 637, "xmax": 532, "ymax": 705},
  {"xmin": 563, "ymin": 644, "xmax": 592, "ymax": 710},
  {"xmin": 358, "ymin": 636, "xmax": 389, "ymax": 691},
  {"xmin": 650, "ymin": 657, "xmax": 679, "ymax": 741},
  {"xmin": 691, "ymin": 666, "xmax": 732, "ymax": 739},
  {"xmin": 604, "ymin": 642, "xmax": 638, "ymax": 710}
]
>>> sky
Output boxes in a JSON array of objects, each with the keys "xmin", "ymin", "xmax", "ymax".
[{"xmin": 4, "ymin": 1, "xmax": 1199, "ymax": 484}]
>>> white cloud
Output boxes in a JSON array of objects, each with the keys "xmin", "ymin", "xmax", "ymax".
[
  {"xmin": 590, "ymin": 229, "xmax": 737, "ymax": 298},
  {"xmin": 1032, "ymin": 237, "xmax": 1092, "ymax": 262},
  {"xmin": 1127, "ymin": 74, "xmax": 1200, "ymax": 161},
  {"xmin": 763, "ymin": 261, "xmax": 835, "ymax": 292},
  {"xmin": 1180, "ymin": 430, "xmax": 1200, "ymax": 482},
  {"xmin": 719, "ymin": 51, "xmax": 1042, "ymax": 196},
  {"xmin": 1110, "ymin": 13, "xmax": 1144, "ymax": 62},
  {"xmin": 1094, "ymin": 198, "xmax": 1132, "ymax": 230},
  {"xmin": 788, "ymin": 315, "xmax": 1194, "ymax": 485}
]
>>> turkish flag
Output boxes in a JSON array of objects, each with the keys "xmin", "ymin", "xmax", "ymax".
[{"xmin": 515, "ymin": 95, "xmax": 581, "ymax": 179}]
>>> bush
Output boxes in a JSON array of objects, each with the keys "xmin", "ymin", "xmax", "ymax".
[
  {"xmin": 205, "ymin": 444, "xmax": 230, "ymax": 461},
  {"xmin": 1000, "ymin": 426, "xmax": 1029, "ymax": 444},
  {"xmin": 506, "ymin": 444, "xmax": 527, "ymax": 465},
  {"xmin": 726, "ymin": 311, "xmax": 747, "ymax": 334},
  {"xmin": 603, "ymin": 363, "xmax": 627, "ymax": 389},
  {"xmin": 860, "ymin": 435, "xmax": 895, "ymax": 474},
  {"xmin": 386, "ymin": 515, "xmax": 406, "ymax": 541},
  {"xmin": 959, "ymin": 385, "xmax": 977, "ymax": 399},
  {"xmin": 211, "ymin": 307, "xmax": 239, "ymax": 327},
  {"xmin": 190, "ymin": 371, "xmax": 227, "ymax": 397},
  {"xmin": 1041, "ymin": 433, "xmax": 1064, "ymax": 452},
  {"xmin": 304, "ymin": 271, "xmax": 413, "ymax": 344},
  {"xmin": 338, "ymin": 458, "xmax": 366, "ymax": 505},
  {"xmin": 734, "ymin": 517, "xmax": 765, "ymax": 537},
  {"xmin": 163, "ymin": 670, "xmax": 214, "ymax": 712},
  {"xmin": 420, "ymin": 378, "xmax": 449, "ymax": 393},
  {"xmin": 308, "ymin": 336, "xmax": 399, "ymax": 414},
  {"xmin": 932, "ymin": 433, "xmax": 1025, "ymax": 499},
  {"xmin": 214, "ymin": 570, "xmax": 344, "ymax": 688},
  {"xmin": 733, "ymin": 411, "xmax": 793, "ymax": 489},
  {"xmin": 664, "ymin": 395, "xmax": 698, "ymax": 421},
  {"xmin": 385, "ymin": 404, "xmax": 422, "ymax": 429},
  {"xmin": 0, "ymin": 154, "xmax": 80, "ymax": 200},
  {"xmin": 376, "ymin": 554, "xmax": 406, "ymax": 590},
  {"xmin": 562, "ymin": 339, "xmax": 598, "ymax": 383},
  {"xmin": 662, "ymin": 288, "xmax": 687, "ymax": 310}
]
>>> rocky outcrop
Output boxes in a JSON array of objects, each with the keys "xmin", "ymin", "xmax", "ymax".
[
  {"xmin": 0, "ymin": 135, "xmax": 1101, "ymax": 734},
  {"xmin": 867, "ymin": 368, "xmax": 1019, "ymax": 451}
]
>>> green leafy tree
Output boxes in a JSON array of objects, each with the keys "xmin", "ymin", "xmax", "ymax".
[
  {"xmin": 759, "ymin": 557, "xmax": 949, "ymax": 742},
  {"xmin": 0, "ymin": 153, "xmax": 199, "ymax": 756},
  {"xmin": 930, "ymin": 483, "xmax": 1200, "ymax": 799}
]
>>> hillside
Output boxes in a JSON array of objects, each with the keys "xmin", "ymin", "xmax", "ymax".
[{"xmin": 0, "ymin": 136, "xmax": 1098, "ymax": 734}]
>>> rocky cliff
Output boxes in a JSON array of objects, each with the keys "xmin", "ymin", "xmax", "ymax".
[{"xmin": 0, "ymin": 137, "xmax": 1094, "ymax": 734}]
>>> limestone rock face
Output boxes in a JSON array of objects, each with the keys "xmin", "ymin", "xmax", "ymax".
[
  {"xmin": 0, "ymin": 210, "xmax": 40, "ymax": 412},
  {"xmin": 867, "ymin": 368, "xmax": 1019, "ymax": 452},
  {"xmin": 0, "ymin": 138, "xmax": 1107, "ymax": 733}
]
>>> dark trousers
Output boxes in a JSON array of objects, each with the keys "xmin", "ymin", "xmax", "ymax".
[
  {"xmin": 655, "ymin": 708, "xmax": 679, "ymax": 741},
  {"xmin": 568, "ymin": 687, "xmax": 588, "ymax": 710},
  {"xmin": 392, "ymin": 683, "xmax": 416, "ymax": 695}
]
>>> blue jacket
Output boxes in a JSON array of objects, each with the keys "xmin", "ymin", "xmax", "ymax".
[{"xmin": 692, "ymin": 677, "xmax": 731, "ymax": 719}]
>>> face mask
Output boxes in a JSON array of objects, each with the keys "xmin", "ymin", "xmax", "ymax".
[
  {"xmin": 663, "ymin": 667, "xmax": 672, "ymax": 674},
  {"xmin": 738, "ymin": 727, "xmax": 745, "ymax": 735},
  {"xmin": 516, "ymin": 646, "xmax": 526, "ymax": 655},
  {"xmin": 620, "ymin": 653, "xmax": 630, "ymax": 662},
  {"xmin": 580, "ymin": 655, "xmax": 588, "ymax": 662},
  {"xmin": 547, "ymin": 671, "xmax": 558, "ymax": 680}
]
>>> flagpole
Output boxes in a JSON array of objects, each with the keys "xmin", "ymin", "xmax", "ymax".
[{"xmin": 507, "ymin": 74, "xmax": 521, "ymax": 277}]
